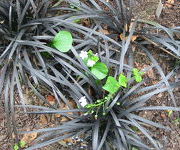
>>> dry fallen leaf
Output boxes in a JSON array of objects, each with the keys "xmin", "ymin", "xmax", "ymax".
[
  {"xmin": 167, "ymin": 0, "xmax": 174, "ymax": 4},
  {"xmin": 63, "ymin": 138, "xmax": 74, "ymax": 144},
  {"xmin": 142, "ymin": 65, "xmax": 155, "ymax": 79},
  {"xmin": 99, "ymin": 29, "xmax": 110, "ymax": 35},
  {"xmin": 40, "ymin": 114, "xmax": 48, "ymax": 125},
  {"xmin": 157, "ymin": 93, "xmax": 163, "ymax": 98},
  {"xmin": 131, "ymin": 35, "xmax": 138, "ymax": 42},
  {"xmin": 165, "ymin": 0, "xmax": 175, "ymax": 8},
  {"xmin": 69, "ymin": 100, "xmax": 77, "ymax": 108},
  {"xmin": 119, "ymin": 34, "xmax": 138, "ymax": 42},
  {"xmin": 61, "ymin": 116, "xmax": 70, "ymax": 122},
  {"xmin": 21, "ymin": 132, "xmax": 37, "ymax": 144},
  {"xmin": 58, "ymin": 135, "xmax": 75, "ymax": 147},
  {"xmin": 55, "ymin": 114, "xmax": 61, "ymax": 118},
  {"xmin": 47, "ymin": 95, "xmax": 56, "ymax": 105}
]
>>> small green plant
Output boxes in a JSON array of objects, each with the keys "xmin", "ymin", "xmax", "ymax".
[
  {"xmin": 79, "ymin": 50, "xmax": 108, "ymax": 80},
  {"xmin": 79, "ymin": 50, "xmax": 144, "ymax": 118},
  {"xmin": 13, "ymin": 144, "xmax": 19, "ymax": 150},
  {"xmin": 13, "ymin": 141, "xmax": 26, "ymax": 150},
  {"xmin": 84, "ymin": 69, "xmax": 143, "ymax": 118},
  {"xmin": 133, "ymin": 68, "xmax": 144, "ymax": 82}
]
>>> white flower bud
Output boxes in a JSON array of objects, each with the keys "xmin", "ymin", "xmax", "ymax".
[
  {"xmin": 79, "ymin": 96, "xmax": 88, "ymax": 107},
  {"xmin": 87, "ymin": 60, "xmax": 96, "ymax": 67},
  {"xmin": 79, "ymin": 51, "xmax": 88, "ymax": 59}
]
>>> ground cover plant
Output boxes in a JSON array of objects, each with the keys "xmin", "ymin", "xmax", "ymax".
[
  {"xmin": 0, "ymin": 0, "xmax": 180, "ymax": 150},
  {"xmin": 0, "ymin": 0, "xmax": 83, "ymax": 145}
]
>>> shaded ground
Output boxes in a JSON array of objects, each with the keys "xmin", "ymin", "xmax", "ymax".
[{"xmin": 0, "ymin": 0, "xmax": 180, "ymax": 150}]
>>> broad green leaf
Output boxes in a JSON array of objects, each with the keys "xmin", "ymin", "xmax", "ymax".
[
  {"xmin": 134, "ymin": 75, "xmax": 142, "ymax": 82},
  {"xmin": 19, "ymin": 141, "xmax": 26, "ymax": 148},
  {"xmin": 132, "ymin": 68, "xmax": 143, "ymax": 82},
  {"xmin": 52, "ymin": 31, "xmax": 73, "ymax": 52},
  {"xmin": 13, "ymin": 144, "xmax": 19, "ymax": 150},
  {"xmin": 91, "ymin": 62, "xmax": 108, "ymax": 80},
  {"xmin": 118, "ymin": 74, "xmax": 128, "ymax": 87},
  {"xmin": 102, "ymin": 76, "xmax": 120, "ymax": 94}
]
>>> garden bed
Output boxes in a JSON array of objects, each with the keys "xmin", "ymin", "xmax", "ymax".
[{"xmin": 0, "ymin": 0, "xmax": 180, "ymax": 150}]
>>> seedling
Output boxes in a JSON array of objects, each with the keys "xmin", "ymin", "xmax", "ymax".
[
  {"xmin": 133, "ymin": 68, "xmax": 144, "ymax": 82},
  {"xmin": 79, "ymin": 50, "xmax": 108, "ymax": 80},
  {"xmin": 13, "ymin": 141, "xmax": 26, "ymax": 150},
  {"xmin": 13, "ymin": 144, "xmax": 19, "ymax": 150},
  {"xmin": 79, "ymin": 50, "xmax": 145, "ymax": 118}
]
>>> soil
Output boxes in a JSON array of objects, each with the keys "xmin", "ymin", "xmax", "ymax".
[{"xmin": 0, "ymin": 0, "xmax": 180, "ymax": 150}]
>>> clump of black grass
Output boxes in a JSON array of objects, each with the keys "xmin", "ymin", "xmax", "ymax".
[
  {"xmin": 5, "ymin": 0, "xmax": 180, "ymax": 150},
  {"xmin": 0, "ymin": 0, "xmax": 79, "ymax": 144}
]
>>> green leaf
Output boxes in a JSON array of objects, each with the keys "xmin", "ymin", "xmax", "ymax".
[
  {"xmin": 132, "ymin": 68, "xmax": 143, "ymax": 82},
  {"xmin": 131, "ymin": 126, "xmax": 140, "ymax": 132},
  {"xmin": 91, "ymin": 55, "xmax": 99, "ymax": 63},
  {"xmin": 19, "ymin": 141, "xmax": 26, "ymax": 148},
  {"xmin": 91, "ymin": 62, "xmax": 108, "ymax": 80},
  {"xmin": 132, "ymin": 147, "xmax": 139, "ymax": 150},
  {"xmin": 88, "ymin": 50, "xmax": 94, "ymax": 56},
  {"xmin": 74, "ymin": 19, "xmax": 81, "ymax": 23},
  {"xmin": 95, "ymin": 79, "xmax": 101, "ymax": 85},
  {"xmin": 118, "ymin": 74, "xmax": 128, "ymax": 87},
  {"xmin": 88, "ymin": 50, "xmax": 99, "ymax": 63},
  {"xmin": 13, "ymin": 144, "xmax": 19, "ymax": 150},
  {"xmin": 103, "ymin": 76, "xmax": 120, "ymax": 94},
  {"xmin": 70, "ymin": 16, "xmax": 81, "ymax": 23},
  {"xmin": 52, "ymin": 31, "xmax": 73, "ymax": 52},
  {"xmin": 134, "ymin": 75, "xmax": 142, "ymax": 82},
  {"xmin": 132, "ymin": 68, "xmax": 139, "ymax": 75}
]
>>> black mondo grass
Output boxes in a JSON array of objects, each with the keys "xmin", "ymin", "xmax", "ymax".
[
  {"xmin": 0, "ymin": 0, "xmax": 180, "ymax": 150},
  {"xmin": 0, "ymin": 0, "xmax": 86, "ymax": 142},
  {"xmin": 18, "ymin": 45, "xmax": 180, "ymax": 150},
  {"xmin": 64, "ymin": 0, "xmax": 180, "ymax": 59}
]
